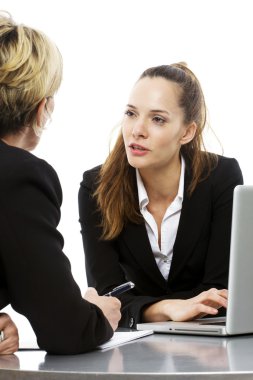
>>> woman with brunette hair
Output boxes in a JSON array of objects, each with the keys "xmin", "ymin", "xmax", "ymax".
[{"xmin": 79, "ymin": 63, "xmax": 243, "ymax": 327}]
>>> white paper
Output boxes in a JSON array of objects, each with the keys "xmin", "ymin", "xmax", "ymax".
[
  {"xmin": 97, "ymin": 330, "xmax": 153, "ymax": 350},
  {"xmin": 19, "ymin": 329, "xmax": 154, "ymax": 351}
]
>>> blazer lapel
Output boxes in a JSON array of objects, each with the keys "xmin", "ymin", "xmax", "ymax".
[
  {"xmin": 168, "ymin": 164, "xmax": 210, "ymax": 283},
  {"xmin": 121, "ymin": 221, "xmax": 167, "ymax": 289}
]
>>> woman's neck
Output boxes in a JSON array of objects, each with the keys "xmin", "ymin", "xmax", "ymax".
[
  {"xmin": 1, "ymin": 128, "xmax": 37, "ymax": 151},
  {"xmin": 139, "ymin": 157, "xmax": 182, "ymax": 202}
]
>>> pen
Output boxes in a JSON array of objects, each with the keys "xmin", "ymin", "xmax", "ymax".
[{"xmin": 104, "ymin": 281, "xmax": 135, "ymax": 297}]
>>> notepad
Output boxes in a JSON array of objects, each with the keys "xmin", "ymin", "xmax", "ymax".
[
  {"xmin": 19, "ymin": 329, "xmax": 153, "ymax": 351},
  {"xmin": 97, "ymin": 329, "xmax": 153, "ymax": 350}
]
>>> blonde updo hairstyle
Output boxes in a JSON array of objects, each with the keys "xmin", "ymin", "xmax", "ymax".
[{"xmin": 0, "ymin": 11, "xmax": 63, "ymax": 138}]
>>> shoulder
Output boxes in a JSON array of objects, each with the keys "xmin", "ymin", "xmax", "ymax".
[
  {"xmin": 0, "ymin": 142, "xmax": 58, "ymax": 178},
  {"xmin": 210, "ymin": 155, "xmax": 243, "ymax": 183},
  {"xmin": 80, "ymin": 165, "xmax": 102, "ymax": 191},
  {"xmin": 0, "ymin": 143, "xmax": 62, "ymax": 203},
  {"xmin": 198, "ymin": 154, "xmax": 243, "ymax": 202}
]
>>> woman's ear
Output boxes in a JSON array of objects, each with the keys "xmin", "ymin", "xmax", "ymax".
[
  {"xmin": 180, "ymin": 122, "xmax": 197, "ymax": 145},
  {"xmin": 36, "ymin": 98, "xmax": 48, "ymax": 129}
]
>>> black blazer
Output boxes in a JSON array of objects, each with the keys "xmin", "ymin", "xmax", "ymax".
[
  {"xmin": 0, "ymin": 140, "xmax": 112, "ymax": 354},
  {"xmin": 79, "ymin": 155, "xmax": 243, "ymax": 328}
]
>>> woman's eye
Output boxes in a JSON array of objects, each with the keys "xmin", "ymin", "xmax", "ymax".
[
  {"xmin": 125, "ymin": 110, "xmax": 135, "ymax": 117},
  {"xmin": 153, "ymin": 116, "xmax": 165, "ymax": 124}
]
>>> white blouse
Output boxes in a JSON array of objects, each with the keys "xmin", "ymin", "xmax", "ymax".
[{"xmin": 136, "ymin": 157, "xmax": 185, "ymax": 280}]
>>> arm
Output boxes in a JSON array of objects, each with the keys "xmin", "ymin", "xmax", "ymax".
[
  {"xmin": 0, "ymin": 157, "xmax": 114, "ymax": 354},
  {"xmin": 142, "ymin": 288, "xmax": 228, "ymax": 322}
]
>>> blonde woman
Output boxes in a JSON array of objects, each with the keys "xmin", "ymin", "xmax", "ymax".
[
  {"xmin": 79, "ymin": 63, "xmax": 243, "ymax": 328},
  {"xmin": 0, "ymin": 12, "xmax": 120, "ymax": 354}
]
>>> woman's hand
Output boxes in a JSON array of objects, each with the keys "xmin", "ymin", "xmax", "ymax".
[
  {"xmin": 0, "ymin": 313, "xmax": 19, "ymax": 354},
  {"xmin": 84, "ymin": 287, "xmax": 121, "ymax": 331},
  {"xmin": 143, "ymin": 288, "xmax": 228, "ymax": 322}
]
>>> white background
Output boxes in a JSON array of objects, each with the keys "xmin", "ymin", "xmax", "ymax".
[{"xmin": 1, "ymin": 0, "xmax": 253, "ymax": 341}]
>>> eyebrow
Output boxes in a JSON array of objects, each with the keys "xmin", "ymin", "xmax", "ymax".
[{"xmin": 126, "ymin": 104, "xmax": 171, "ymax": 116}]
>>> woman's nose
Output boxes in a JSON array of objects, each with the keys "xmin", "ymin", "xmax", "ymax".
[{"xmin": 131, "ymin": 120, "xmax": 148, "ymax": 138}]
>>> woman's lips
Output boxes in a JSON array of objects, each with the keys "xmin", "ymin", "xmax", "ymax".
[{"xmin": 129, "ymin": 143, "xmax": 150, "ymax": 156}]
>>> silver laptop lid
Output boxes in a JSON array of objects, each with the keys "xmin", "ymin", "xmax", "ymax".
[{"xmin": 226, "ymin": 185, "xmax": 253, "ymax": 334}]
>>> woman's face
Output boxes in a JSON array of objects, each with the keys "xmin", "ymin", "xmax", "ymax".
[{"xmin": 122, "ymin": 77, "xmax": 193, "ymax": 172}]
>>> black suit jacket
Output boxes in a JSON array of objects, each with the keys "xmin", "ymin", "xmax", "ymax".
[
  {"xmin": 79, "ymin": 155, "xmax": 243, "ymax": 328},
  {"xmin": 0, "ymin": 140, "xmax": 113, "ymax": 354}
]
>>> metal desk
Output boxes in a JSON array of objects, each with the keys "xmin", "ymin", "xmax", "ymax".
[{"xmin": 1, "ymin": 333, "xmax": 253, "ymax": 379}]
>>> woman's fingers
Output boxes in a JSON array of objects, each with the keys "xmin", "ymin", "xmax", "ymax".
[
  {"xmin": 143, "ymin": 288, "xmax": 228, "ymax": 323},
  {"xmin": 0, "ymin": 313, "xmax": 19, "ymax": 355},
  {"xmin": 195, "ymin": 288, "xmax": 228, "ymax": 309}
]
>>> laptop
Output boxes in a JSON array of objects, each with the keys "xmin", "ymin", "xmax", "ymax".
[{"xmin": 137, "ymin": 185, "xmax": 253, "ymax": 336}]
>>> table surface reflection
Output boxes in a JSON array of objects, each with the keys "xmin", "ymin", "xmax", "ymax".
[{"xmin": 1, "ymin": 331, "xmax": 253, "ymax": 379}]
